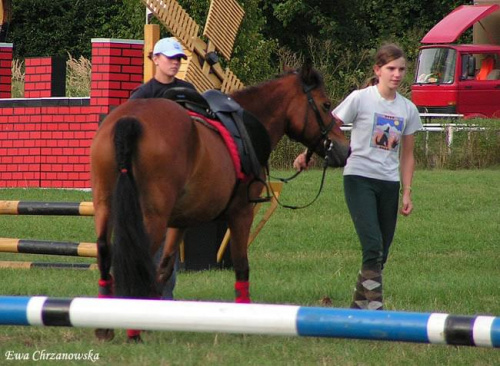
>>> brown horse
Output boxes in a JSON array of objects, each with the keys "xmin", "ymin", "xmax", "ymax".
[{"xmin": 90, "ymin": 63, "xmax": 350, "ymax": 341}]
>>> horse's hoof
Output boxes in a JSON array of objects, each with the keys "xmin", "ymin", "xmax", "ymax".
[
  {"xmin": 127, "ymin": 335, "xmax": 143, "ymax": 344},
  {"xmin": 95, "ymin": 328, "xmax": 115, "ymax": 341}
]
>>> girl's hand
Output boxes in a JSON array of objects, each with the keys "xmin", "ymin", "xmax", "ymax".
[
  {"xmin": 293, "ymin": 152, "xmax": 314, "ymax": 171},
  {"xmin": 400, "ymin": 191, "xmax": 413, "ymax": 216}
]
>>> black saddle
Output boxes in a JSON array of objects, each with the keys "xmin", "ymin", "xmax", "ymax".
[
  {"xmin": 203, "ymin": 90, "xmax": 271, "ymax": 178},
  {"xmin": 161, "ymin": 87, "xmax": 271, "ymax": 180},
  {"xmin": 161, "ymin": 87, "xmax": 215, "ymax": 119}
]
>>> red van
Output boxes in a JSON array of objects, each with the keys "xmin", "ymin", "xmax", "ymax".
[{"xmin": 412, "ymin": 4, "xmax": 500, "ymax": 118}]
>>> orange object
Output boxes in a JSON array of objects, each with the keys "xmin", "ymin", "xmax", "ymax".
[{"xmin": 476, "ymin": 57, "xmax": 495, "ymax": 80}]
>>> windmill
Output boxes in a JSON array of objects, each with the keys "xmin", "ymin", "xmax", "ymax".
[{"xmin": 141, "ymin": 0, "xmax": 245, "ymax": 93}]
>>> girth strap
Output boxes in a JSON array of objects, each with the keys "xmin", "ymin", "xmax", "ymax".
[{"xmin": 230, "ymin": 110, "xmax": 261, "ymax": 178}]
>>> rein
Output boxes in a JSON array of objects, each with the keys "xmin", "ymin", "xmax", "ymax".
[{"xmin": 268, "ymin": 148, "xmax": 332, "ymax": 210}]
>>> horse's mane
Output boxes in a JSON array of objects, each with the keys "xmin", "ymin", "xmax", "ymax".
[{"xmin": 232, "ymin": 66, "xmax": 324, "ymax": 98}]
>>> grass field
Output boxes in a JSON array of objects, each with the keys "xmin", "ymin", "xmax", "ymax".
[{"xmin": 0, "ymin": 169, "xmax": 499, "ymax": 365}]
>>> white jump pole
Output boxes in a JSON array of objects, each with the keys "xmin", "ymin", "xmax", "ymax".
[{"xmin": 0, "ymin": 296, "xmax": 499, "ymax": 348}]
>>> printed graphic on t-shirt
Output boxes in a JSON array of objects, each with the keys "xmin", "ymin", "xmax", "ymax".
[{"xmin": 370, "ymin": 113, "xmax": 404, "ymax": 151}]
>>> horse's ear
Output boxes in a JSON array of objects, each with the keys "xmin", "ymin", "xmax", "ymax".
[
  {"xmin": 299, "ymin": 57, "xmax": 314, "ymax": 85},
  {"xmin": 282, "ymin": 64, "xmax": 294, "ymax": 73}
]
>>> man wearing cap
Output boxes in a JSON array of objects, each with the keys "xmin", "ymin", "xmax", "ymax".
[{"xmin": 130, "ymin": 37, "xmax": 196, "ymax": 99}]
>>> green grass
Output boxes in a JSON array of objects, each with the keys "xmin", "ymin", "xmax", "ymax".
[{"xmin": 0, "ymin": 169, "xmax": 499, "ymax": 365}]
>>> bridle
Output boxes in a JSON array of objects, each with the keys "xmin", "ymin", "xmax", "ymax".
[
  {"xmin": 302, "ymin": 81, "xmax": 339, "ymax": 166},
  {"xmin": 269, "ymin": 79, "xmax": 339, "ymax": 209}
]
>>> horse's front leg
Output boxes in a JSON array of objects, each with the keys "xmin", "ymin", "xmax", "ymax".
[
  {"xmin": 227, "ymin": 209, "xmax": 254, "ymax": 303},
  {"xmin": 156, "ymin": 227, "xmax": 185, "ymax": 298}
]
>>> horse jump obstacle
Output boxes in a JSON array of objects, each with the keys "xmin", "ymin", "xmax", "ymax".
[
  {"xmin": 0, "ymin": 296, "xmax": 498, "ymax": 348},
  {"xmin": 0, "ymin": 200, "xmax": 96, "ymax": 268},
  {"xmin": 0, "ymin": 184, "xmax": 282, "ymax": 268}
]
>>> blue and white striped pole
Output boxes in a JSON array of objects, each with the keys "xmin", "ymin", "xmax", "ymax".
[{"xmin": 1, "ymin": 296, "xmax": 499, "ymax": 348}]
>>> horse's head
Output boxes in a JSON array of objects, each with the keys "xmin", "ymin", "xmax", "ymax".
[{"xmin": 287, "ymin": 62, "xmax": 350, "ymax": 168}]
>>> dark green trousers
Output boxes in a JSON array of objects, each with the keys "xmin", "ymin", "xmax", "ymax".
[{"xmin": 344, "ymin": 175, "xmax": 400, "ymax": 269}]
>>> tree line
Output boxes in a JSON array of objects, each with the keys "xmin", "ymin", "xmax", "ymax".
[{"xmin": 6, "ymin": 0, "xmax": 469, "ymax": 102}]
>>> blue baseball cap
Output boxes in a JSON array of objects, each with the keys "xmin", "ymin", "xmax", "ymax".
[{"xmin": 153, "ymin": 38, "xmax": 187, "ymax": 59}]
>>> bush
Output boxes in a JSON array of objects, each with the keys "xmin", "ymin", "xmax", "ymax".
[
  {"xmin": 414, "ymin": 121, "xmax": 500, "ymax": 169},
  {"xmin": 269, "ymin": 136, "xmax": 307, "ymax": 170},
  {"xmin": 65, "ymin": 54, "xmax": 91, "ymax": 97},
  {"xmin": 11, "ymin": 59, "xmax": 24, "ymax": 98}
]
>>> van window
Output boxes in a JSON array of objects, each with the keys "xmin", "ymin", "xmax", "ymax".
[
  {"xmin": 475, "ymin": 54, "xmax": 500, "ymax": 80},
  {"xmin": 415, "ymin": 48, "xmax": 456, "ymax": 84}
]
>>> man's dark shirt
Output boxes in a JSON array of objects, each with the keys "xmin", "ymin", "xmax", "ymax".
[{"xmin": 129, "ymin": 77, "xmax": 196, "ymax": 99}]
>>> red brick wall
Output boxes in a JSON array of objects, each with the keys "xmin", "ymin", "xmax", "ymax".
[
  {"xmin": 0, "ymin": 43, "xmax": 12, "ymax": 98},
  {"xmin": 91, "ymin": 39, "xmax": 144, "ymax": 107},
  {"xmin": 0, "ymin": 39, "xmax": 144, "ymax": 189},
  {"xmin": 24, "ymin": 56, "xmax": 66, "ymax": 98}
]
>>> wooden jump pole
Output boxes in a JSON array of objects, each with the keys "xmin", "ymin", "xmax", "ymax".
[
  {"xmin": 0, "ymin": 261, "xmax": 97, "ymax": 270},
  {"xmin": 0, "ymin": 238, "xmax": 96, "ymax": 257},
  {"xmin": 0, "ymin": 201, "xmax": 94, "ymax": 216}
]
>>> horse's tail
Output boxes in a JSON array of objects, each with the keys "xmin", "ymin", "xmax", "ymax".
[{"xmin": 111, "ymin": 117, "xmax": 156, "ymax": 299}]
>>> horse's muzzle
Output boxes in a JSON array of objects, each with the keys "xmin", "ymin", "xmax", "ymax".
[{"xmin": 326, "ymin": 141, "xmax": 350, "ymax": 168}]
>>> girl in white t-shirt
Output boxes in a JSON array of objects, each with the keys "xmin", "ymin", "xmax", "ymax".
[{"xmin": 294, "ymin": 43, "xmax": 422, "ymax": 310}]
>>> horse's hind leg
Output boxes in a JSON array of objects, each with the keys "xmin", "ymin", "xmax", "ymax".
[
  {"xmin": 140, "ymin": 184, "xmax": 181, "ymax": 299},
  {"xmin": 93, "ymin": 205, "xmax": 115, "ymax": 341},
  {"xmin": 156, "ymin": 227, "xmax": 185, "ymax": 299}
]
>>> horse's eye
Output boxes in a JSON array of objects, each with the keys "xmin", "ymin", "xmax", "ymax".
[{"xmin": 323, "ymin": 102, "xmax": 332, "ymax": 111}]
